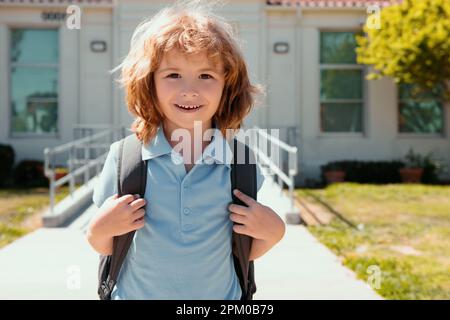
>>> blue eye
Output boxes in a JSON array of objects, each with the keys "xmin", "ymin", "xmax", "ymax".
[{"xmin": 200, "ymin": 74, "xmax": 213, "ymax": 79}]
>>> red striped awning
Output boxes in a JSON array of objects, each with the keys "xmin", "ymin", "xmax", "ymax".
[
  {"xmin": 0, "ymin": 0, "xmax": 113, "ymax": 6},
  {"xmin": 266, "ymin": 0, "xmax": 393, "ymax": 8}
]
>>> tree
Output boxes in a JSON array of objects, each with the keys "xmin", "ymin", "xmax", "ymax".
[{"xmin": 356, "ymin": 0, "xmax": 450, "ymax": 98}]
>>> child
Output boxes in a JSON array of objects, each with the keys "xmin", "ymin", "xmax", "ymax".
[{"xmin": 87, "ymin": 1, "xmax": 285, "ymax": 300}]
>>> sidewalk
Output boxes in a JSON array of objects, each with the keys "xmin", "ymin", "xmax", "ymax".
[
  {"xmin": 0, "ymin": 228, "xmax": 98, "ymax": 299},
  {"xmin": 0, "ymin": 171, "xmax": 381, "ymax": 300},
  {"xmin": 254, "ymin": 174, "xmax": 382, "ymax": 300}
]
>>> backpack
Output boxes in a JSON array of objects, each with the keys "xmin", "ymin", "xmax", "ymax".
[{"xmin": 98, "ymin": 133, "xmax": 257, "ymax": 300}]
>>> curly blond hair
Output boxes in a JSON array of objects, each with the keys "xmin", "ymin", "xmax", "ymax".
[{"xmin": 112, "ymin": 0, "xmax": 264, "ymax": 145}]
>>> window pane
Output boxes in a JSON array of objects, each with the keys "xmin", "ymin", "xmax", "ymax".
[
  {"xmin": 320, "ymin": 32, "xmax": 358, "ymax": 64},
  {"xmin": 398, "ymin": 83, "xmax": 444, "ymax": 134},
  {"xmin": 11, "ymin": 29, "xmax": 58, "ymax": 64},
  {"xmin": 11, "ymin": 66, "xmax": 58, "ymax": 134},
  {"xmin": 399, "ymin": 83, "xmax": 442, "ymax": 100},
  {"xmin": 399, "ymin": 101, "xmax": 443, "ymax": 134},
  {"xmin": 321, "ymin": 103, "xmax": 363, "ymax": 132},
  {"xmin": 321, "ymin": 69, "xmax": 363, "ymax": 100}
]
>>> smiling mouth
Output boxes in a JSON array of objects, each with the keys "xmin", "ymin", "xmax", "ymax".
[{"xmin": 174, "ymin": 104, "xmax": 203, "ymax": 110}]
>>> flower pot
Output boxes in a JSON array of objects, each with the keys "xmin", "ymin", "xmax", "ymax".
[
  {"xmin": 55, "ymin": 172, "xmax": 67, "ymax": 180},
  {"xmin": 325, "ymin": 170, "xmax": 346, "ymax": 184},
  {"xmin": 399, "ymin": 168, "xmax": 423, "ymax": 183},
  {"xmin": 53, "ymin": 167, "xmax": 69, "ymax": 182}
]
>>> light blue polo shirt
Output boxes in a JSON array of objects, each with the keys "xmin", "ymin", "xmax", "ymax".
[{"xmin": 92, "ymin": 125, "xmax": 265, "ymax": 300}]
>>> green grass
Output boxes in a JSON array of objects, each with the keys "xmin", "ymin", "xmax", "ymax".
[
  {"xmin": 297, "ymin": 183, "xmax": 450, "ymax": 300},
  {"xmin": 0, "ymin": 186, "xmax": 72, "ymax": 249}
]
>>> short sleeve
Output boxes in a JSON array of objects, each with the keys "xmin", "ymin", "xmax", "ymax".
[
  {"xmin": 256, "ymin": 162, "xmax": 265, "ymax": 193},
  {"xmin": 92, "ymin": 141, "xmax": 120, "ymax": 208}
]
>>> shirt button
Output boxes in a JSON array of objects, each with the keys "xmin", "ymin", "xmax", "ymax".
[
  {"xmin": 183, "ymin": 224, "xmax": 193, "ymax": 231},
  {"xmin": 183, "ymin": 207, "xmax": 190, "ymax": 215}
]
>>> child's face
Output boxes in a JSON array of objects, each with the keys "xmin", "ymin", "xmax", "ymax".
[{"xmin": 154, "ymin": 49, "xmax": 225, "ymax": 131}]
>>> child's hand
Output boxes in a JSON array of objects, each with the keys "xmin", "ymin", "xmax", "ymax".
[
  {"xmin": 228, "ymin": 189, "xmax": 285, "ymax": 244},
  {"xmin": 89, "ymin": 194, "xmax": 147, "ymax": 238}
]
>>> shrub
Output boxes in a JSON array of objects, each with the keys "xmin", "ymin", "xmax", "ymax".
[
  {"xmin": 0, "ymin": 144, "xmax": 15, "ymax": 188},
  {"xmin": 13, "ymin": 160, "xmax": 49, "ymax": 188},
  {"xmin": 321, "ymin": 160, "xmax": 404, "ymax": 185},
  {"xmin": 421, "ymin": 153, "xmax": 448, "ymax": 184}
]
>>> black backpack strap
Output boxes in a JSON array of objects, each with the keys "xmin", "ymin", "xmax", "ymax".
[
  {"xmin": 98, "ymin": 133, "xmax": 148, "ymax": 300},
  {"xmin": 231, "ymin": 137, "xmax": 257, "ymax": 300}
]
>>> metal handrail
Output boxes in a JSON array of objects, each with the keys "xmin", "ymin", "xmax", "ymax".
[
  {"xmin": 43, "ymin": 126, "xmax": 127, "ymax": 216},
  {"xmin": 251, "ymin": 126, "xmax": 299, "ymax": 214}
]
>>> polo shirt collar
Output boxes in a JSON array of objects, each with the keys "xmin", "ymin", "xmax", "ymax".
[
  {"xmin": 141, "ymin": 124, "xmax": 233, "ymax": 168},
  {"xmin": 141, "ymin": 125, "xmax": 172, "ymax": 161}
]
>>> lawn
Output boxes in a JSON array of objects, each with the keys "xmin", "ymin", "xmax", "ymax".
[
  {"xmin": 0, "ymin": 186, "xmax": 71, "ymax": 249},
  {"xmin": 296, "ymin": 183, "xmax": 450, "ymax": 300}
]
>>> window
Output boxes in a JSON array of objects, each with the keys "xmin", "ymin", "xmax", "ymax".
[
  {"xmin": 10, "ymin": 29, "xmax": 59, "ymax": 136},
  {"xmin": 320, "ymin": 31, "xmax": 363, "ymax": 133},
  {"xmin": 398, "ymin": 84, "xmax": 444, "ymax": 134}
]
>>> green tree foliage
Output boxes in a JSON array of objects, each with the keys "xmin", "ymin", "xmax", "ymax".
[{"xmin": 356, "ymin": 0, "xmax": 450, "ymax": 98}]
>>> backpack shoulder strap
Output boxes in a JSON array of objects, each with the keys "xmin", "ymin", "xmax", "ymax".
[
  {"xmin": 230, "ymin": 137, "xmax": 257, "ymax": 300},
  {"xmin": 110, "ymin": 133, "xmax": 148, "ymax": 278},
  {"xmin": 98, "ymin": 133, "xmax": 148, "ymax": 300}
]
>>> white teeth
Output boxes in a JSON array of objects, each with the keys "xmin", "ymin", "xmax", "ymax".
[{"xmin": 176, "ymin": 104, "xmax": 201, "ymax": 109}]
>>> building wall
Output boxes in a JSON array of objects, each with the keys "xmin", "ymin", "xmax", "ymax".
[
  {"xmin": 266, "ymin": 7, "xmax": 450, "ymax": 184},
  {"xmin": 79, "ymin": 8, "xmax": 113, "ymax": 126},
  {"xmin": 1, "ymin": 1, "xmax": 449, "ymax": 184},
  {"xmin": 0, "ymin": 5, "xmax": 113, "ymax": 163}
]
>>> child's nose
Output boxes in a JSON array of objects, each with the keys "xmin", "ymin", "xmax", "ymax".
[{"xmin": 181, "ymin": 92, "xmax": 199, "ymax": 98}]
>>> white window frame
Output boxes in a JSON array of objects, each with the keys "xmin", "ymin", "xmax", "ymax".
[
  {"xmin": 8, "ymin": 27, "xmax": 60, "ymax": 139},
  {"xmin": 318, "ymin": 30, "xmax": 366, "ymax": 137}
]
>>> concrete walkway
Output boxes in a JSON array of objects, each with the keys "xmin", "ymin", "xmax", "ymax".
[
  {"xmin": 254, "ymin": 174, "xmax": 381, "ymax": 300},
  {"xmin": 0, "ymin": 170, "xmax": 381, "ymax": 300}
]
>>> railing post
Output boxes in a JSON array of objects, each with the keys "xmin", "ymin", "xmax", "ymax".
[
  {"xmin": 69, "ymin": 145, "xmax": 75, "ymax": 197},
  {"xmin": 84, "ymin": 141, "xmax": 89, "ymax": 185},
  {"xmin": 289, "ymin": 174, "xmax": 294, "ymax": 212},
  {"xmin": 95, "ymin": 145, "xmax": 100, "ymax": 177},
  {"xmin": 49, "ymin": 178, "xmax": 55, "ymax": 216},
  {"xmin": 254, "ymin": 125, "xmax": 301, "ymax": 224},
  {"xmin": 45, "ymin": 149, "xmax": 55, "ymax": 216}
]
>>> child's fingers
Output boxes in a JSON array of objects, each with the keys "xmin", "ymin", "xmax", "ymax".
[
  {"xmin": 131, "ymin": 217, "xmax": 146, "ymax": 230},
  {"xmin": 132, "ymin": 208, "xmax": 146, "ymax": 222},
  {"xmin": 118, "ymin": 194, "xmax": 135, "ymax": 204},
  {"xmin": 233, "ymin": 189, "xmax": 255, "ymax": 207},
  {"xmin": 229, "ymin": 213, "xmax": 247, "ymax": 224},
  {"xmin": 232, "ymin": 224, "xmax": 251, "ymax": 237},
  {"xmin": 130, "ymin": 198, "xmax": 147, "ymax": 210},
  {"xmin": 228, "ymin": 203, "xmax": 250, "ymax": 216}
]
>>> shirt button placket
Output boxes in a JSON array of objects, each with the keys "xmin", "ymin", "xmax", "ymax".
[{"xmin": 181, "ymin": 182, "xmax": 190, "ymax": 232}]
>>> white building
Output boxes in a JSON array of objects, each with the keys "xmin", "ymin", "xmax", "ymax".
[{"xmin": 0, "ymin": 0, "xmax": 449, "ymax": 185}]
